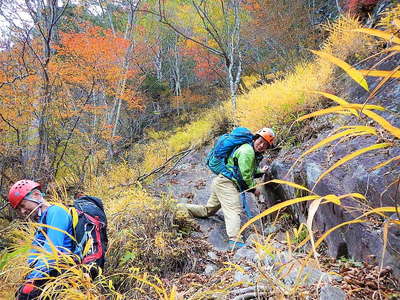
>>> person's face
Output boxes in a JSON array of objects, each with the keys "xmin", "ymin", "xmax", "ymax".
[
  {"xmin": 17, "ymin": 199, "xmax": 40, "ymax": 220},
  {"xmin": 16, "ymin": 190, "xmax": 43, "ymax": 221},
  {"xmin": 253, "ymin": 136, "xmax": 270, "ymax": 153}
]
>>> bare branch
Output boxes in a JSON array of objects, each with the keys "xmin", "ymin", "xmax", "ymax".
[
  {"xmin": 137, "ymin": 8, "xmax": 223, "ymax": 57},
  {"xmin": 0, "ymin": 112, "xmax": 20, "ymax": 145}
]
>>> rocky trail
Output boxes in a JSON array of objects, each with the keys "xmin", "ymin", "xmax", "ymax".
[
  {"xmin": 145, "ymin": 146, "xmax": 400, "ymax": 299},
  {"xmin": 148, "ymin": 146, "xmax": 263, "ymax": 251}
]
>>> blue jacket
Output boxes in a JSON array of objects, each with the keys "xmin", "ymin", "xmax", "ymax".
[{"xmin": 26, "ymin": 205, "xmax": 73, "ymax": 280}]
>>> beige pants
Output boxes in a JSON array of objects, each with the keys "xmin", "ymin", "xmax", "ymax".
[{"xmin": 183, "ymin": 174, "xmax": 243, "ymax": 242}]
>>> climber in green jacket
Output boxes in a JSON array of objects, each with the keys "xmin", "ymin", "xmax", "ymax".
[{"xmin": 182, "ymin": 128, "xmax": 275, "ymax": 248}]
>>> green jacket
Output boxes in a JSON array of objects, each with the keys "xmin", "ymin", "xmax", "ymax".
[{"xmin": 226, "ymin": 143, "xmax": 263, "ymax": 190}]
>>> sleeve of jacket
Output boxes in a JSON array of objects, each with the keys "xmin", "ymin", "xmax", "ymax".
[
  {"xmin": 235, "ymin": 144, "xmax": 256, "ymax": 189},
  {"xmin": 26, "ymin": 205, "xmax": 72, "ymax": 280}
]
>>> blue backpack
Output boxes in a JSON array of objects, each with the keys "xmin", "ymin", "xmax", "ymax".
[{"xmin": 206, "ymin": 127, "xmax": 254, "ymax": 190}]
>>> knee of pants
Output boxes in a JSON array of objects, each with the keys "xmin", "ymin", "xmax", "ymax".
[{"xmin": 206, "ymin": 205, "xmax": 220, "ymax": 216}]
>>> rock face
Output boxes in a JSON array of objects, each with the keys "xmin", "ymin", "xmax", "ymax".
[{"xmin": 263, "ymin": 55, "xmax": 400, "ymax": 275}]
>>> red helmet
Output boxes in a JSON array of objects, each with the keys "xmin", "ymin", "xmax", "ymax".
[
  {"xmin": 8, "ymin": 180, "xmax": 41, "ymax": 209},
  {"xmin": 255, "ymin": 128, "xmax": 275, "ymax": 145}
]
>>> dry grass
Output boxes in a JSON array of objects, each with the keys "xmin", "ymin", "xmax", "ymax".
[{"xmin": 0, "ymin": 14, "xmax": 388, "ymax": 300}]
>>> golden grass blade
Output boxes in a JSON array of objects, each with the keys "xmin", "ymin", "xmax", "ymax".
[
  {"xmin": 238, "ymin": 196, "xmax": 321, "ymax": 236},
  {"xmin": 314, "ymin": 143, "xmax": 392, "ymax": 188},
  {"xmin": 353, "ymin": 28, "xmax": 400, "ymax": 44},
  {"xmin": 223, "ymin": 262, "xmax": 246, "ymax": 273},
  {"xmin": 265, "ymin": 179, "xmax": 313, "ymax": 193},
  {"xmin": 363, "ymin": 110, "xmax": 400, "ymax": 139},
  {"xmin": 363, "ymin": 206, "xmax": 398, "ymax": 216},
  {"xmin": 344, "ymin": 103, "xmax": 385, "ymax": 111},
  {"xmin": 311, "ymin": 50, "xmax": 369, "ymax": 91},
  {"xmin": 309, "ymin": 91, "xmax": 358, "ymax": 116},
  {"xmin": 367, "ymin": 66, "xmax": 400, "ymax": 101},
  {"xmin": 306, "ymin": 198, "xmax": 323, "ymax": 267},
  {"xmin": 168, "ymin": 285, "xmax": 177, "ymax": 300},
  {"xmin": 294, "ymin": 234, "xmax": 311, "ymax": 251},
  {"xmin": 370, "ymin": 155, "xmax": 400, "ymax": 171},
  {"xmin": 298, "ymin": 127, "xmax": 376, "ymax": 160},
  {"xmin": 310, "ymin": 91, "xmax": 350, "ymax": 105},
  {"xmin": 338, "ymin": 193, "xmax": 366, "ymax": 200},
  {"xmin": 321, "ymin": 194, "xmax": 341, "ymax": 205},
  {"xmin": 379, "ymin": 222, "xmax": 389, "ymax": 287},
  {"xmin": 286, "ymin": 231, "xmax": 292, "ymax": 257},
  {"xmin": 130, "ymin": 274, "xmax": 164, "ymax": 296},
  {"xmin": 359, "ymin": 69, "xmax": 400, "ymax": 78},
  {"xmin": 297, "ymin": 106, "xmax": 351, "ymax": 121},
  {"xmin": 384, "ymin": 45, "xmax": 400, "ymax": 52},
  {"xmin": 32, "ymin": 222, "xmax": 76, "ymax": 241},
  {"xmin": 308, "ymin": 219, "xmax": 366, "ymax": 258}
]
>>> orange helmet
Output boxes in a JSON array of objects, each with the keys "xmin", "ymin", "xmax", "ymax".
[
  {"xmin": 8, "ymin": 180, "xmax": 41, "ymax": 209},
  {"xmin": 255, "ymin": 128, "xmax": 275, "ymax": 145}
]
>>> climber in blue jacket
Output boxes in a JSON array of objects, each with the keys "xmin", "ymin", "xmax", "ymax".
[{"xmin": 8, "ymin": 180, "xmax": 73, "ymax": 300}]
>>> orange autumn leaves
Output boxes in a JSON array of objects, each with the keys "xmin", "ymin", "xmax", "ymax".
[{"xmin": 52, "ymin": 25, "xmax": 142, "ymax": 109}]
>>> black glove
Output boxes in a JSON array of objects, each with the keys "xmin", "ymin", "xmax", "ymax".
[{"xmin": 16, "ymin": 281, "xmax": 41, "ymax": 300}]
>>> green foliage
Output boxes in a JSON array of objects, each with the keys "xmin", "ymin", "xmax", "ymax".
[
  {"xmin": 140, "ymin": 74, "xmax": 171, "ymax": 101},
  {"xmin": 0, "ymin": 246, "xmax": 30, "ymax": 271}
]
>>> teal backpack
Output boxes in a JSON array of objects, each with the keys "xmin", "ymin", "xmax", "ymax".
[{"xmin": 206, "ymin": 127, "xmax": 254, "ymax": 191}]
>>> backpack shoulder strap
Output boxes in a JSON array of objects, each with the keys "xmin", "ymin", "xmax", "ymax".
[{"xmin": 68, "ymin": 207, "xmax": 79, "ymax": 229}]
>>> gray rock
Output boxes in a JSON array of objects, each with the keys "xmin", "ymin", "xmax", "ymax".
[
  {"xmin": 246, "ymin": 233, "xmax": 264, "ymax": 245},
  {"xmin": 264, "ymin": 224, "xmax": 280, "ymax": 235},
  {"xmin": 233, "ymin": 247, "xmax": 258, "ymax": 263},
  {"xmin": 319, "ymin": 285, "xmax": 346, "ymax": 300},
  {"xmin": 207, "ymin": 251, "xmax": 218, "ymax": 261},
  {"xmin": 283, "ymin": 266, "xmax": 335, "ymax": 286},
  {"xmin": 233, "ymin": 267, "xmax": 254, "ymax": 283},
  {"xmin": 305, "ymin": 162, "xmax": 322, "ymax": 187},
  {"xmin": 204, "ymin": 263, "xmax": 218, "ymax": 276},
  {"xmin": 384, "ymin": 214, "xmax": 400, "ymax": 277}
]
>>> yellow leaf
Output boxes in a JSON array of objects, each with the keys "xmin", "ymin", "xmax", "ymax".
[
  {"xmin": 297, "ymin": 106, "xmax": 351, "ymax": 122},
  {"xmin": 344, "ymin": 104, "xmax": 385, "ymax": 111},
  {"xmin": 359, "ymin": 69, "xmax": 400, "ymax": 78},
  {"xmin": 311, "ymin": 50, "xmax": 369, "ymax": 91},
  {"xmin": 306, "ymin": 198, "xmax": 323, "ymax": 266},
  {"xmin": 168, "ymin": 286, "xmax": 177, "ymax": 300},
  {"xmin": 370, "ymin": 155, "xmax": 400, "ymax": 171},
  {"xmin": 298, "ymin": 126, "xmax": 376, "ymax": 160},
  {"xmin": 309, "ymin": 91, "xmax": 358, "ymax": 116},
  {"xmin": 310, "ymin": 91, "xmax": 350, "ymax": 106},
  {"xmin": 286, "ymin": 231, "xmax": 292, "ymax": 257},
  {"xmin": 363, "ymin": 206, "xmax": 398, "ymax": 216},
  {"xmin": 363, "ymin": 110, "xmax": 400, "ymax": 139},
  {"xmin": 338, "ymin": 193, "xmax": 366, "ymax": 200},
  {"xmin": 384, "ymin": 45, "xmax": 400, "ymax": 52},
  {"xmin": 294, "ymin": 234, "xmax": 311, "ymax": 251},
  {"xmin": 83, "ymin": 238, "xmax": 93, "ymax": 256},
  {"xmin": 308, "ymin": 219, "xmax": 366, "ymax": 257},
  {"xmin": 353, "ymin": 28, "xmax": 400, "ymax": 44},
  {"xmin": 263, "ymin": 179, "xmax": 313, "ymax": 193},
  {"xmin": 223, "ymin": 262, "xmax": 246, "ymax": 273},
  {"xmin": 380, "ymin": 222, "xmax": 389, "ymax": 273},
  {"xmin": 321, "ymin": 194, "xmax": 341, "ymax": 205},
  {"xmin": 367, "ymin": 66, "xmax": 400, "ymax": 100},
  {"xmin": 314, "ymin": 143, "xmax": 392, "ymax": 188},
  {"xmin": 239, "ymin": 195, "xmax": 321, "ymax": 236}
]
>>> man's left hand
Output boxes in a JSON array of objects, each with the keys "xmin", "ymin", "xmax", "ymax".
[{"xmin": 16, "ymin": 281, "xmax": 41, "ymax": 300}]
